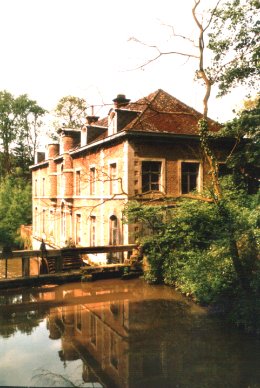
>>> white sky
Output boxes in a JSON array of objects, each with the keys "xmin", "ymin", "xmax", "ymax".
[{"xmin": 0, "ymin": 0, "xmax": 250, "ymax": 124}]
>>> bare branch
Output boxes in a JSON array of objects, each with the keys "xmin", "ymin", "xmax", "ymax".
[
  {"xmin": 160, "ymin": 22, "xmax": 197, "ymax": 45},
  {"xmin": 127, "ymin": 37, "xmax": 199, "ymax": 71},
  {"xmin": 203, "ymin": 0, "xmax": 222, "ymax": 32}
]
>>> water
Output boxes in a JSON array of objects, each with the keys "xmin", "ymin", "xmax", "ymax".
[{"xmin": 0, "ymin": 278, "xmax": 259, "ymax": 388}]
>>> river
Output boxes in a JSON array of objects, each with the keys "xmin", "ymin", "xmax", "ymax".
[{"xmin": 0, "ymin": 278, "xmax": 259, "ymax": 388}]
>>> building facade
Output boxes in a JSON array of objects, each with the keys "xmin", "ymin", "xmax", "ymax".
[{"xmin": 30, "ymin": 89, "xmax": 231, "ymax": 262}]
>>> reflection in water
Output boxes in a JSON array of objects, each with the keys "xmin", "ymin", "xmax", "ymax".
[{"xmin": 0, "ymin": 278, "xmax": 259, "ymax": 387}]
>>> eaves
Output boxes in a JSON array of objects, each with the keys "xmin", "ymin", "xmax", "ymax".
[
  {"xmin": 29, "ymin": 160, "xmax": 49, "ymax": 170},
  {"xmin": 69, "ymin": 130, "xmax": 202, "ymax": 157}
]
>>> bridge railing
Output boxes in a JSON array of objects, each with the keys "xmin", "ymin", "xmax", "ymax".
[{"xmin": 0, "ymin": 245, "xmax": 138, "ymax": 279}]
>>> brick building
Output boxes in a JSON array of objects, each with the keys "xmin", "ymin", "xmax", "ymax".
[{"xmin": 30, "ymin": 89, "xmax": 231, "ymax": 262}]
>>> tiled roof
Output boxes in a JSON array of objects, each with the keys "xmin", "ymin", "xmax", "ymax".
[
  {"xmin": 91, "ymin": 89, "xmax": 220, "ymax": 137},
  {"xmin": 92, "ymin": 116, "xmax": 108, "ymax": 127},
  {"xmin": 124, "ymin": 89, "xmax": 220, "ymax": 134}
]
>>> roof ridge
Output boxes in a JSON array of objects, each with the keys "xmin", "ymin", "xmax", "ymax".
[{"xmin": 126, "ymin": 89, "xmax": 162, "ymax": 130}]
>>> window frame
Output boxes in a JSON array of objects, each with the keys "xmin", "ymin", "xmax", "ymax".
[
  {"xmin": 75, "ymin": 169, "xmax": 81, "ymax": 196},
  {"xmin": 42, "ymin": 177, "xmax": 46, "ymax": 196},
  {"xmin": 109, "ymin": 162, "xmax": 117, "ymax": 195},
  {"xmin": 75, "ymin": 213, "xmax": 81, "ymax": 245},
  {"xmin": 109, "ymin": 215, "xmax": 118, "ymax": 245},
  {"xmin": 140, "ymin": 159, "xmax": 165, "ymax": 194},
  {"xmin": 89, "ymin": 166, "xmax": 96, "ymax": 195},
  {"xmin": 180, "ymin": 160, "xmax": 201, "ymax": 194},
  {"xmin": 89, "ymin": 215, "xmax": 96, "ymax": 247}
]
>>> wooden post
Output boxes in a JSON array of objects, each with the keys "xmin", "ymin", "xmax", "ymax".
[
  {"xmin": 2, "ymin": 245, "xmax": 13, "ymax": 279},
  {"xmin": 22, "ymin": 257, "xmax": 30, "ymax": 277}
]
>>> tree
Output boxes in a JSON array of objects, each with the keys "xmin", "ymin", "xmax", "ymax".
[
  {"xmin": 207, "ymin": 0, "xmax": 260, "ymax": 97},
  {"xmin": 0, "ymin": 91, "xmax": 46, "ymax": 176},
  {"xmin": 220, "ymin": 95, "xmax": 260, "ymax": 191},
  {"xmin": 54, "ymin": 95, "xmax": 87, "ymax": 129},
  {"xmin": 124, "ymin": 177, "xmax": 260, "ymax": 332},
  {"xmin": 125, "ymin": 0, "xmax": 260, "ymax": 331},
  {"xmin": 0, "ymin": 173, "xmax": 32, "ymax": 247}
]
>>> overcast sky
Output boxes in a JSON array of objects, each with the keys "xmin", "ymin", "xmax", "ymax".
[{"xmin": 0, "ymin": 0, "xmax": 250, "ymax": 123}]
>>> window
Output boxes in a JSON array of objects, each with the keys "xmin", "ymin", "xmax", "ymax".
[
  {"xmin": 34, "ymin": 207, "xmax": 38, "ymax": 234},
  {"xmin": 42, "ymin": 209, "xmax": 46, "ymax": 233},
  {"xmin": 109, "ymin": 163, "xmax": 117, "ymax": 194},
  {"xmin": 142, "ymin": 161, "xmax": 161, "ymax": 193},
  {"xmin": 49, "ymin": 210, "xmax": 54, "ymax": 238},
  {"xmin": 34, "ymin": 179, "xmax": 38, "ymax": 196},
  {"xmin": 90, "ymin": 167, "xmax": 96, "ymax": 195},
  {"xmin": 90, "ymin": 216, "xmax": 96, "ymax": 246},
  {"xmin": 61, "ymin": 205, "xmax": 66, "ymax": 240},
  {"xmin": 109, "ymin": 215, "xmax": 118, "ymax": 245},
  {"xmin": 42, "ymin": 177, "xmax": 45, "ymax": 196},
  {"xmin": 61, "ymin": 164, "xmax": 65, "ymax": 196},
  {"xmin": 181, "ymin": 162, "xmax": 200, "ymax": 194},
  {"xmin": 75, "ymin": 170, "xmax": 81, "ymax": 195},
  {"xmin": 76, "ymin": 214, "xmax": 81, "ymax": 244}
]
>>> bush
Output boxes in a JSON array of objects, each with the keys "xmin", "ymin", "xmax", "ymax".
[{"xmin": 124, "ymin": 177, "xmax": 260, "ymax": 333}]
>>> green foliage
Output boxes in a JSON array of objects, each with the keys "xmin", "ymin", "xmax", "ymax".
[
  {"xmin": 54, "ymin": 95, "xmax": 87, "ymax": 129},
  {"xmin": 219, "ymin": 96, "xmax": 260, "ymax": 191},
  {"xmin": 207, "ymin": 0, "xmax": 259, "ymax": 96},
  {"xmin": 0, "ymin": 174, "xmax": 32, "ymax": 247},
  {"xmin": 124, "ymin": 177, "xmax": 260, "ymax": 332},
  {"xmin": 0, "ymin": 90, "xmax": 46, "ymax": 176}
]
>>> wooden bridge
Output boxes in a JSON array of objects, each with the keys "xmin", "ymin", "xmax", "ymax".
[{"xmin": 0, "ymin": 244, "xmax": 141, "ymax": 289}]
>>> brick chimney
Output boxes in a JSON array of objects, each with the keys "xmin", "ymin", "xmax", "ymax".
[
  {"xmin": 47, "ymin": 144, "xmax": 59, "ymax": 198},
  {"xmin": 113, "ymin": 94, "xmax": 130, "ymax": 108},
  {"xmin": 47, "ymin": 143, "xmax": 60, "ymax": 159},
  {"xmin": 58, "ymin": 128, "xmax": 81, "ymax": 154}
]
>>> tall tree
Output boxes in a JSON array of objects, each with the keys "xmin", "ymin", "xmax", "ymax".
[
  {"xmin": 221, "ymin": 95, "xmax": 260, "ymax": 191},
  {"xmin": 0, "ymin": 173, "xmax": 32, "ymax": 247},
  {"xmin": 207, "ymin": 0, "xmax": 260, "ymax": 97},
  {"xmin": 54, "ymin": 95, "xmax": 87, "ymax": 129},
  {"xmin": 128, "ymin": 0, "xmax": 259, "ymax": 294},
  {"xmin": 0, "ymin": 91, "xmax": 46, "ymax": 176}
]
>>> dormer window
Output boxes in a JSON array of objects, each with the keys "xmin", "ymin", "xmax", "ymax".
[
  {"xmin": 108, "ymin": 94, "xmax": 131, "ymax": 136},
  {"xmin": 108, "ymin": 109, "xmax": 116, "ymax": 136}
]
